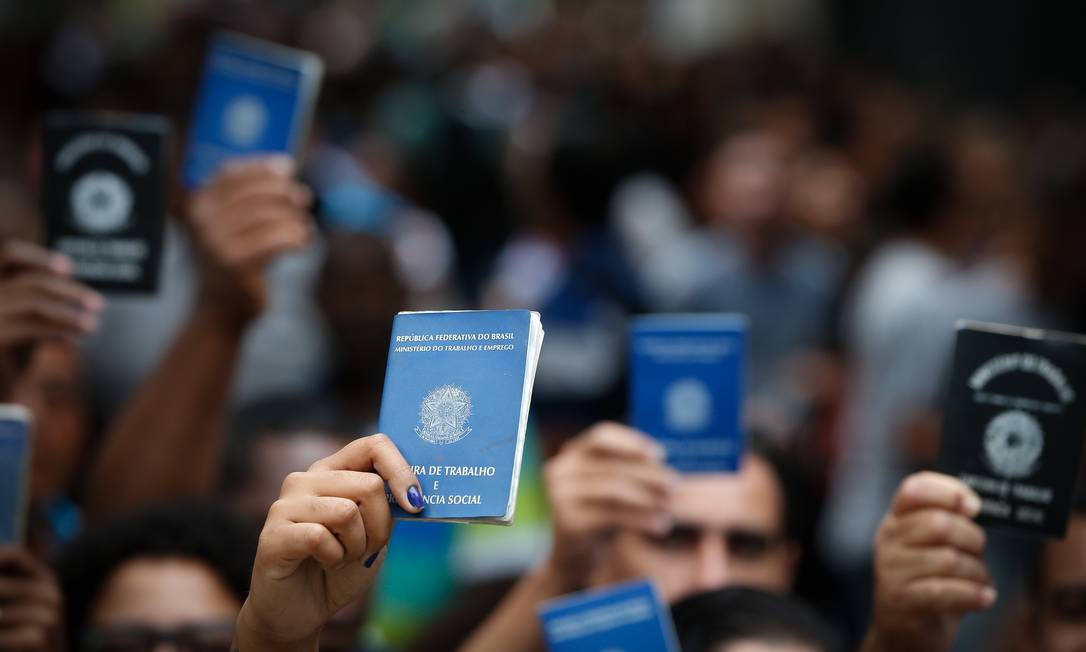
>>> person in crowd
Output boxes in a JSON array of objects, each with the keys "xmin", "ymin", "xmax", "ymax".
[
  {"xmin": 672, "ymin": 586, "xmax": 841, "ymax": 652},
  {"xmin": 316, "ymin": 232, "xmax": 407, "ymax": 430},
  {"xmin": 221, "ymin": 394, "xmax": 369, "ymax": 652},
  {"xmin": 58, "ymin": 502, "xmax": 254, "ymax": 652},
  {"xmin": 0, "ymin": 240, "xmax": 102, "ymax": 559},
  {"xmin": 622, "ymin": 116, "xmax": 848, "ymax": 440},
  {"xmin": 819, "ymin": 140, "xmax": 1038, "ymax": 645},
  {"xmin": 459, "ymin": 422, "xmax": 804, "ymax": 651},
  {"xmin": 231, "ymin": 433, "xmax": 424, "ymax": 651},
  {"xmin": 83, "ymin": 155, "xmax": 315, "ymax": 520}
]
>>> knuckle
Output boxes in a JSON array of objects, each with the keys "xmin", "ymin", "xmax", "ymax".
[
  {"xmin": 325, "ymin": 497, "xmax": 358, "ymax": 523},
  {"xmin": 359, "ymin": 473, "xmax": 385, "ymax": 497},
  {"xmin": 929, "ymin": 510, "xmax": 952, "ymax": 540},
  {"xmin": 368, "ymin": 433, "xmax": 392, "ymax": 448},
  {"xmin": 281, "ymin": 471, "xmax": 307, "ymax": 495},
  {"xmin": 302, "ymin": 524, "xmax": 325, "ymax": 549}
]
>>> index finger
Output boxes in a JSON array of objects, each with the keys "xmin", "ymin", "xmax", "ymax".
[
  {"xmin": 0, "ymin": 240, "xmax": 70, "ymax": 276},
  {"xmin": 573, "ymin": 422, "xmax": 667, "ymax": 462},
  {"xmin": 892, "ymin": 471, "xmax": 982, "ymax": 518},
  {"xmin": 0, "ymin": 546, "xmax": 53, "ymax": 581},
  {"xmin": 309, "ymin": 434, "xmax": 424, "ymax": 514}
]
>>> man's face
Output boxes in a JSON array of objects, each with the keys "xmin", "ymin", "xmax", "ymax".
[
  {"xmin": 87, "ymin": 557, "xmax": 240, "ymax": 651},
  {"xmin": 600, "ymin": 455, "xmax": 797, "ymax": 603},
  {"xmin": 1038, "ymin": 516, "xmax": 1086, "ymax": 652}
]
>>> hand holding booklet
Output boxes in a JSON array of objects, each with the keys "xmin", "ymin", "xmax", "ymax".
[
  {"xmin": 379, "ymin": 310, "xmax": 544, "ymax": 525},
  {"xmin": 938, "ymin": 320, "xmax": 1086, "ymax": 538}
]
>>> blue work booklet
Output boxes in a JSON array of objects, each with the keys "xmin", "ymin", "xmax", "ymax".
[
  {"xmin": 539, "ymin": 580, "xmax": 680, "ymax": 652},
  {"xmin": 630, "ymin": 314, "xmax": 747, "ymax": 472},
  {"xmin": 379, "ymin": 310, "xmax": 544, "ymax": 524},
  {"xmin": 0, "ymin": 406, "xmax": 32, "ymax": 544},
  {"xmin": 183, "ymin": 32, "xmax": 323, "ymax": 188}
]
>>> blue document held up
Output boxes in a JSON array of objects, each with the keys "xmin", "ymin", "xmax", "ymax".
[
  {"xmin": 183, "ymin": 32, "xmax": 323, "ymax": 188},
  {"xmin": 0, "ymin": 406, "xmax": 32, "ymax": 544},
  {"xmin": 630, "ymin": 313, "xmax": 747, "ymax": 473},
  {"xmin": 539, "ymin": 580, "xmax": 680, "ymax": 652},
  {"xmin": 379, "ymin": 310, "xmax": 544, "ymax": 524}
]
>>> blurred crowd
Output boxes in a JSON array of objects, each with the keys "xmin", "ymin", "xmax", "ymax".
[{"xmin": 3, "ymin": 1, "xmax": 1086, "ymax": 651}]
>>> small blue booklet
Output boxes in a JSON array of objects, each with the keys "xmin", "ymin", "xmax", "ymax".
[
  {"xmin": 379, "ymin": 310, "xmax": 544, "ymax": 524},
  {"xmin": 0, "ymin": 406, "xmax": 32, "ymax": 544},
  {"xmin": 183, "ymin": 32, "xmax": 323, "ymax": 188},
  {"xmin": 629, "ymin": 314, "xmax": 747, "ymax": 472},
  {"xmin": 539, "ymin": 580, "xmax": 680, "ymax": 652}
]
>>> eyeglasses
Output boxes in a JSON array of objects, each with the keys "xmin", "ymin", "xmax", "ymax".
[
  {"xmin": 648, "ymin": 524, "xmax": 785, "ymax": 560},
  {"xmin": 1044, "ymin": 586, "xmax": 1086, "ymax": 622},
  {"xmin": 83, "ymin": 622, "xmax": 236, "ymax": 652}
]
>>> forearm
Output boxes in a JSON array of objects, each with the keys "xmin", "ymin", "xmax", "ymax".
[
  {"xmin": 459, "ymin": 556, "xmax": 579, "ymax": 652},
  {"xmin": 84, "ymin": 299, "xmax": 248, "ymax": 520}
]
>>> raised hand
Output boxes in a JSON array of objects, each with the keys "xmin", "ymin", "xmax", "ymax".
[
  {"xmin": 0, "ymin": 547, "xmax": 63, "ymax": 651},
  {"xmin": 187, "ymin": 156, "xmax": 312, "ymax": 324},
  {"xmin": 0, "ymin": 240, "xmax": 102, "ymax": 398},
  {"xmin": 543, "ymin": 422, "xmax": 677, "ymax": 584},
  {"xmin": 234, "ymin": 434, "xmax": 423, "ymax": 652},
  {"xmin": 863, "ymin": 471, "xmax": 995, "ymax": 652}
]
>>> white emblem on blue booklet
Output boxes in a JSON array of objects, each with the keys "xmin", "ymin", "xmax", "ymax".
[
  {"xmin": 182, "ymin": 32, "xmax": 323, "ymax": 188},
  {"xmin": 539, "ymin": 580, "xmax": 680, "ymax": 652},
  {"xmin": 380, "ymin": 310, "xmax": 544, "ymax": 524},
  {"xmin": 630, "ymin": 314, "xmax": 747, "ymax": 473}
]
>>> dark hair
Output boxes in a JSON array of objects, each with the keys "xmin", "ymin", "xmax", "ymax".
[
  {"xmin": 220, "ymin": 393, "xmax": 355, "ymax": 496},
  {"xmin": 749, "ymin": 433, "xmax": 814, "ymax": 545},
  {"xmin": 58, "ymin": 501, "xmax": 257, "ymax": 651},
  {"xmin": 672, "ymin": 586, "xmax": 840, "ymax": 652}
]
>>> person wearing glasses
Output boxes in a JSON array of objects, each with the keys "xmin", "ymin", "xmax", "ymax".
[
  {"xmin": 460, "ymin": 421, "xmax": 803, "ymax": 651},
  {"xmin": 57, "ymin": 502, "xmax": 254, "ymax": 652}
]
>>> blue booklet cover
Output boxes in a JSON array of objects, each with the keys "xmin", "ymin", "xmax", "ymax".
[
  {"xmin": 182, "ymin": 32, "xmax": 323, "ymax": 188},
  {"xmin": 379, "ymin": 310, "xmax": 544, "ymax": 524},
  {"xmin": 539, "ymin": 580, "xmax": 680, "ymax": 652},
  {"xmin": 630, "ymin": 314, "xmax": 747, "ymax": 473},
  {"xmin": 0, "ymin": 407, "xmax": 32, "ymax": 544}
]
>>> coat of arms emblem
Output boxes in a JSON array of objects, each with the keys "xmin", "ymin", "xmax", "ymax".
[{"xmin": 415, "ymin": 384, "xmax": 473, "ymax": 445}]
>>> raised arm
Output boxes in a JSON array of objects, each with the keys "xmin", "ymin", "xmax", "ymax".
[
  {"xmin": 861, "ymin": 471, "xmax": 995, "ymax": 652},
  {"xmin": 459, "ymin": 422, "xmax": 676, "ymax": 652},
  {"xmin": 233, "ymin": 434, "xmax": 424, "ymax": 652},
  {"xmin": 83, "ymin": 156, "xmax": 313, "ymax": 520}
]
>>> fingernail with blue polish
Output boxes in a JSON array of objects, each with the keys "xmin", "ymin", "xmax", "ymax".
[
  {"xmin": 364, "ymin": 552, "xmax": 380, "ymax": 568},
  {"xmin": 407, "ymin": 485, "xmax": 425, "ymax": 510}
]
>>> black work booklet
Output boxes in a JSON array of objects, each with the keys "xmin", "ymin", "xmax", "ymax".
[{"xmin": 938, "ymin": 321, "xmax": 1086, "ymax": 538}]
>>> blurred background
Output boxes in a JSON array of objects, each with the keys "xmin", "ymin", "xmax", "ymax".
[{"xmin": 4, "ymin": 0, "xmax": 1086, "ymax": 650}]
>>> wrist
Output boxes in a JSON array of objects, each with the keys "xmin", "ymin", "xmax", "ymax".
[
  {"xmin": 538, "ymin": 549, "xmax": 587, "ymax": 594},
  {"xmin": 193, "ymin": 288, "xmax": 257, "ymax": 336},
  {"xmin": 234, "ymin": 600, "xmax": 320, "ymax": 652}
]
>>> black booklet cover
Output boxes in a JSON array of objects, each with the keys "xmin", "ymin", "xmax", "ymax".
[
  {"xmin": 938, "ymin": 321, "xmax": 1086, "ymax": 538},
  {"xmin": 42, "ymin": 112, "xmax": 170, "ymax": 293}
]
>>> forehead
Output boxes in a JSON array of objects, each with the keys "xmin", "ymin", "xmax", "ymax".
[
  {"xmin": 667, "ymin": 455, "xmax": 784, "ymax": 530},
  {"xmin": 90, "ymin": 557, "xmax": 240, "ymax": 629}
]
